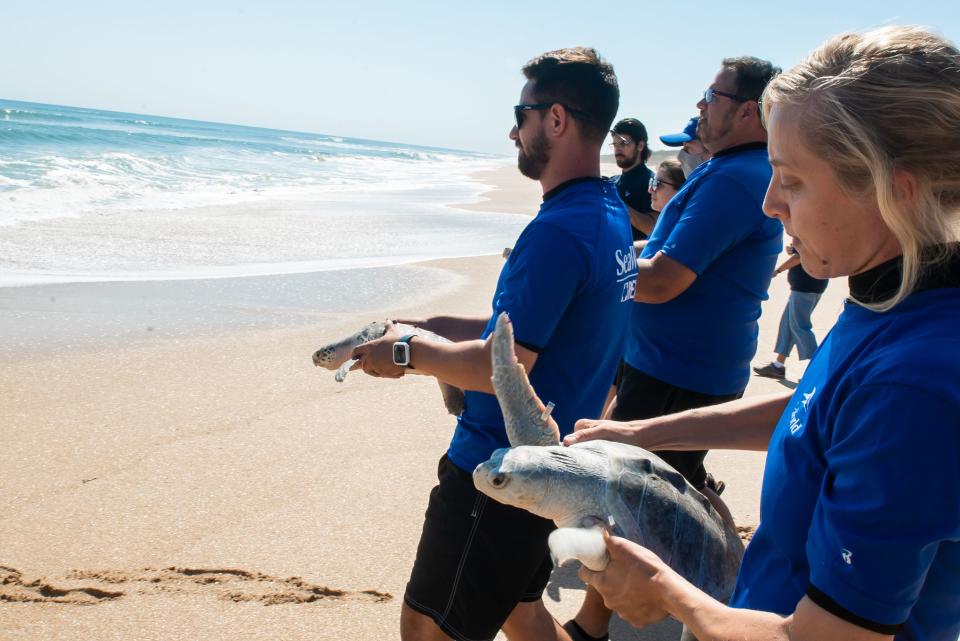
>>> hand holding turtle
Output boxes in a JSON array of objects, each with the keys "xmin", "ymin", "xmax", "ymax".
[
  {"xmin": 563, "ymin": 418, "xmax": 642, "ymax": 447},
  {"xmin": 350, "ymin": 321, "xmax": 406, "ymax": 379},
  {"xmin": 578, "ymin": 530, "xmax": 673, "ymax": 628}
]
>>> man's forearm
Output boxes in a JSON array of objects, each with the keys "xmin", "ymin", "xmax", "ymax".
[
  {"xmin": 632, "ymin": 252, "xmax": 698, "ymax": 304},
  {"xmin": 630, "ymin": 392, "xmax": 791, "ymax": 452},
  {"xmin": 629, "ymin": 207, "xmax": 658, "ymax": 236},
  {"xmin": 396, "ymin": 315, "xmax": 489, "ymax": 342},
  {"xmin": 409, "ymin": 337, "xmax": 495, "ymax": 393}
]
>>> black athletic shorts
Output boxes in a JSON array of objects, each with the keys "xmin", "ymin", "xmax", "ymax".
[
  {"xmin": 404, "ymin": 454, "xmax": 555, "ymax": 641},
  {"xmin": 613, "ymin": 363, "xmax": 742, "ymax": 489}
]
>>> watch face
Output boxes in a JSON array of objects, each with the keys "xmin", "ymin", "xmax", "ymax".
[{"xmin": 393, "ymin": 342, "xmax": 408, "ymax": 366}]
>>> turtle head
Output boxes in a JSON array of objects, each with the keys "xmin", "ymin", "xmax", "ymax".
[
  {"xmin": 473, "ymin": 444, "xmax": 607, "ymax": 525},
  {"xmin": 312, "ymin": 345, "xmax": 339, "ymax": 368}
]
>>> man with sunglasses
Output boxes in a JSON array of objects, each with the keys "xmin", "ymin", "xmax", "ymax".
[
  {"xmin": 351, "ymin": 47, "xmax": 635, "ymax": 641},
  {"xmin": 566, "ymin": 56, "xmax": 784, "ymax": 641},
  {"xmin": 609, "ymin": 118, "xmax": 656, "ymax": 240}
]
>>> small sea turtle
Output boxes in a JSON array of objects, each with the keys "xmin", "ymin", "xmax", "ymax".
[
  {"xmin": 473, "ymin": 313, "xmax": 744, "ymax": 602},
  {"xmin": 312, "ymin": 321, "xmax": 465, "ymax": 416}
]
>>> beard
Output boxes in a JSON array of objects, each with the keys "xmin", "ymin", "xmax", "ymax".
[
  {"xmin": 697, "ymin": 113, "xmax": 733, "ymax": 151},
  {"xmin": 615, "ymin": 147, "xmax": 639, "ymax": 169},
  {"xmin": 517, "ymin": 130, "xmax": 551, "ymax": 180}
]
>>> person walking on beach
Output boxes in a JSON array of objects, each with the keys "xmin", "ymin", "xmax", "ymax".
[
  {"xmin": 567, "ymin": 26, "xmax": 960, "ymax": 641},
  {"xmin": 753, "ymin": 241, "xmax": 828, "ymax": 380},
  {"xmin": 659, "ymin": 116, "xmax": 710, "ymax": 177},
  {"xmin": 566, "ymin": 56, "xmax": 783, "ymax": 641},
  {"xmin": 609, "ymin": 118, "xmax": 657, "ymax": 240},
  {"xmin": 351, "ymin": 47, "xmax": 636, "ymax": 641}
]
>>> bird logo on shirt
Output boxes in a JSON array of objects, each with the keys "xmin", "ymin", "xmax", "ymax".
[
  {"xmin": 790, "ymin": 387, "xmax": 817, "ymax": 434},
  {"xmin": 841, "ymin": 549, "xmax": 853, "ymax": 565}
]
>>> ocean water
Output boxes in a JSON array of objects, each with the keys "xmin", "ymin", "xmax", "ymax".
[{"xmin": 0, "ymin": 99, "xmax": 527, "ymax": 287}]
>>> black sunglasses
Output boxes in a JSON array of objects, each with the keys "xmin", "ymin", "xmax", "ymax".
[
  {"xmin": 649, "ymin": 175, "xmax": 680, "ymax": 191},
  {"xmin": 703, "ymin": 87, "xmax": 751, "ymax": 104},
  {"xmin": 514, "ymin": 103, "xmax": 590, "ymax": 129}
]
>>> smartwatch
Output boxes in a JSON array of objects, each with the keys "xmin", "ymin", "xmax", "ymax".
[{"xmin": 392, "ymin": 334, "xmax": 417, "ymax": 368}]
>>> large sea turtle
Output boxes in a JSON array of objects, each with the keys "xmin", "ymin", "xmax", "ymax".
[
  {"xmin": 312, "ymin": 321, "xmax": 465, "ymax": 416},
  {"xmin": 472, "ymin": 313, "xmax": 744, "ymax": 602}
]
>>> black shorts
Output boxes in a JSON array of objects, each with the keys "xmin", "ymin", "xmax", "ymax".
[
  {"xmin": 613, "ymin": 363, "xmax": 742, "ymax": 489},
  {"xmin": 404, "ymin": 455, "xmax": 555, "ymax": 641}
]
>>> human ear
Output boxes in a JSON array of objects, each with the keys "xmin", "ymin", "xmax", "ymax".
[
  {"xmin": 548, "ymin": 103, "xmax": 569, "ymax": 137},
  {"xmin": 892, "ymin": 167, "xmax": 919, "ymax": 210}
]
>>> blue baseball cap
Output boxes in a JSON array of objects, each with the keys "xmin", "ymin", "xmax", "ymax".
[{"xmin": 659, "ymin": 117, "xmax": 700, "ymax": 147}]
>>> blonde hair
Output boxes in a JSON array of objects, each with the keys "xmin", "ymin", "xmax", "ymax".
[{"xmin": 762, "ymin": 25, "xmax": 960, "ymax": 310}]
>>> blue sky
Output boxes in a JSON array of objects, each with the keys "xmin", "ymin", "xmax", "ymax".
[{"xmin": 2, "ymin": 1, "xmax": 957, "ymax": 154}]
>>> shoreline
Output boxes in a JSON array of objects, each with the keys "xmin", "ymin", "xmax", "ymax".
[
  {"xmin": 0, "ymin": 163, "xmax": 534, "ymax": 357},
  {"xmin": 0, "ymin": 164, "xmax": 849, "ymax": 641},
  {"xmin": 453, "ymin": 161, "xmax": 623, "ymax": 216}
]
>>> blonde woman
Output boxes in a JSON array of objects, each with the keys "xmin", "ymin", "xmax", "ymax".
[{"xmin": 566, "ymin": 26, "xmax": 960, "ymax": 641}]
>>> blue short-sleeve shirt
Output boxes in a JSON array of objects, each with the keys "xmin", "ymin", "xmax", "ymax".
[
  {"xmin": 731, "ymin": 283, "xmax": 960, "ymax": 641},
  {"xmin": 626, "ymin": 143, "xmax": 782, "ymax": 395},
  {"xmin": 446, "ymin": 177, "xmax": 638, "ymax": 473}
]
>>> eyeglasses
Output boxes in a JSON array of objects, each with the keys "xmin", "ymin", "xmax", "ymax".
[
  {"xmin": 703, "ymin": 87, "xmax": 750, "ymax": 104},
  {"xmin": 608, "ymin": 136, "xmax": 635, "ymax": 148},
  {"xmin": 649, "ymin": 175, "xmax": 680, "ymax": 191},
  {"xmin": 514, "ymin": 103, "xmax": 590, "ymax": 129}
]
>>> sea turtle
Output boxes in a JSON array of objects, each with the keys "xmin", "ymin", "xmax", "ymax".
[
  {"xmin": 472, "ymin": 312, "xmax": 744, "ymax": 602},
  {"xmin": 312, "ymin": 321, "xmax": 465, "ymax": 416}
]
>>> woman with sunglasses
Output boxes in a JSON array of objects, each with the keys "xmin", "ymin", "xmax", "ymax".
[
  {"xmin": 566, "ymin": 25, "xmax": 960, "ymax": 641},
  {"xmin": 647, "ymin": 159, "xmax": 686, "ymax": 215}
]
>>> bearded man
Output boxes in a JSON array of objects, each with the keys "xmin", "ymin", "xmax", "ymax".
[
  {"xmin": 609, "ymin": 118, "xmax": 656, "ymax": 240},
  {"xmin": 352, "ymin": 47, "xmax": 637, "ymax": 641}
]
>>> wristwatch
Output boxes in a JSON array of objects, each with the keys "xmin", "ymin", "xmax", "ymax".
[{"xmin": 392, "ymin": 334, "xmax": 417, "ymax": 368}]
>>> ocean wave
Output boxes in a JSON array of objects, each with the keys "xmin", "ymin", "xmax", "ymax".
[{"xmin": 0, "ymin": 99, "xmax": 510, "ymax": 236}]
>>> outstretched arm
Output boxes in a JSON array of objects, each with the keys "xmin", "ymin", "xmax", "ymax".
[
  {"xmin": 350, "ymin": 322, "xmax": 537, "ymax": 394},
  {"xmin": 564, "ymin": 391, "xmax": 791, "ymax": 452},
  {"xmin": 393, "ymin": 315, "xmax": 490, "ymax": 343},
  {"xmin": 581, "ymin": 534, "xmax": 892, "ymax": 641}
]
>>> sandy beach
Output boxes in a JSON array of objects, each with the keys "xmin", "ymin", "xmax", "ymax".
[{"xmin": 0, "ymin": 165, "xmax": 849, "ymax": 640}]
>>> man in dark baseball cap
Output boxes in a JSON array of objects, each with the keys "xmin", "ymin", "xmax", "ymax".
[{"xmin": 609, "ymin": 118, "xmax": 656, "ymax": 239}]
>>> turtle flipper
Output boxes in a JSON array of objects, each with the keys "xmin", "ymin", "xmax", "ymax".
[{"xmin": 490, "ymin": 312, "xmax": 560, "ymax": 446}]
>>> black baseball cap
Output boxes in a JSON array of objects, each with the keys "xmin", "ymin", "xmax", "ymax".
[{"xmin": 610, "ymin": 118, "xmax": 648, "ymax": 143}]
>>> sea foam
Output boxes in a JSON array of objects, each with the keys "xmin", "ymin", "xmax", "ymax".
[{"xmin": 0, "ymin": 99, "xmax": 527, "ymax": 286}]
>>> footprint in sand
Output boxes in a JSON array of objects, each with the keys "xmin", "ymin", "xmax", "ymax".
[
  {"xmin": 1, "ymin": 565, "xmax": 391, "ymax": 606},
  {"xmin": 0, "ymin": 566, "xmax": 123, "ymax": 605}
]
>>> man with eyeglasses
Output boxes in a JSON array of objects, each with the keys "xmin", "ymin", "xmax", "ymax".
[
  {"xmin": 565, "ymin": 56, "xmax": 784, "ymax": 641},
  {"xmin": 351, "ymin": 47, "xmax": 636, "ymax": 641},
  {"xmin": 609, "ymin": 118, "xmax": 656, "ymax": 240}
]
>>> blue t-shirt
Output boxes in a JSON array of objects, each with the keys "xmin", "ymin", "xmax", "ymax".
[
  {"xmin": 446, "ymin": 178, "xmax": 638, "ymax": 473},
  {"xmin": 626, "ymin": 143, "xmax": 782, "ymax": 395},
  {"xmin": 731, "ymin": 288, "xmax": 960, "ymax": 640}
]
